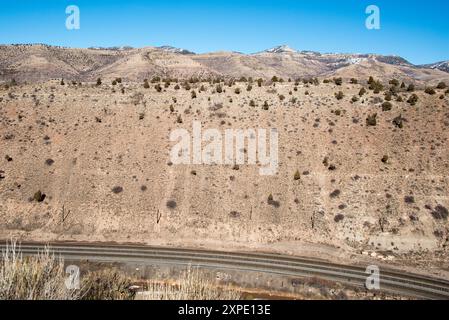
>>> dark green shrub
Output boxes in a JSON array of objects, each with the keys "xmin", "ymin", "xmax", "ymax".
[
  {"xmin": 334, "ymin": 78, "xmax": 343, "ymax": 86},
  {"xmin": 112, "ymin": 186, "xmax": 123, "ymax": 194},
  {"xmin": 436, "ymin": 82, "xmax": 447, "ymax": 89},
  {"xmin": 392, "ymin": 115, "xmax": 405, "ymax": 128},
  {"xmin": 294, "ymin": 170, "xmax": 301, "ymax": 181},
  {"xmin": 33, "ymin": 190, "xmax": 46, "ymax": 202},
  {"xmin": 267, "ymin": 194, "xmax": 280, "ymax": 208},
  {"xmin": 330, "ymin": 190, "xmax": 341, "ymax": 198},
  {"xmin": 366, "ymin": 113, "xmax": 377, "ymax": 126},
  {"xmin": 369, "ymin": 80, "xmax": 383, "ymax": 93},
  {"xmin": 407, "ymin": 94, "xmax": 419, "ymax": 105},
  {"xmin": 431, "ymin": 205, "xmax": 448, "ymax": 220},
  {"xmin": 424, "ymin": 87, "xmax": 436, "ymax": 95},
  {"xmin": 335, "ymin": 91, "xmax": 344, "ymax": 100},
  {"xmin": 389, "ymin": 79, "xmax": 399, "ymax": 87},
  {"xmin": 382, "ymin": 102, "xmax": 392, "ymax": 111},
  {"xmin": 166, "ymin": 200, "xmax": 177, "ymax": 209},
  {"xmin": 334, "ymin": 214, "xmax": 345, "ymax": 223},
  {"xmin": 151, "ymin": 76, "xmax": 161, "ymax": 83}
]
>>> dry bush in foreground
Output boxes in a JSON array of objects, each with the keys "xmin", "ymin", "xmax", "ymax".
[
  {"xmin": 1, "ymin": 243, "xmax": 241, "ymax": 300},
  {"xmin": 0, "ymin": 242, "xmax": 79, "ymax": 300},
  {"xmin": 80, "ymin": 269, "xmax": 134, "ymax": 300},
  {"xmin": 141, "ymin": 266, "xmax": 241, "ymax": 300}
]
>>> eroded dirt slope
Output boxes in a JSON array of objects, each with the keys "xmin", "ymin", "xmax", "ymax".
[{"xmin": 0, "ymin": 79, "xmax": 448, "ymax": 264}]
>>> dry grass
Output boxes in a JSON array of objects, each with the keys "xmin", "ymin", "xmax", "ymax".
[
  {"xmin": 80, "ymin": 269, "xmax": 134, "ymax": 300},
  {"xmin": 1, "ymin": 242, "xmax": 241, "ymax": 300},
  {"xmin": 141, "ymin": 266, "xmax": 242, "ymax": 300},
  {"xmin": 0, "ymin": 242, "xmax": 79, "ymax": 300}
]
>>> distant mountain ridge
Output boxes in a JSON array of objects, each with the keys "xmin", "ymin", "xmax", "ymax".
[
  {"xmin": 0, "ymin": 44, "xmax": 448, "ymax": 83},
  {"xmin": 259, "ymin": 45, "xmax": 298, "ymax": 54},
  {"xmin": 420, "ymin": 61, "xmax": 449, "ymax": 73},
  {"xmin": 157, "ymin": 45, "xmax": 196, "ymax": 55}
]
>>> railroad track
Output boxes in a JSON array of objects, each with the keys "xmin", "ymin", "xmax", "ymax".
[{"xmin": 1, "ymin": 242, "xmax": 448, "ymax": 299}]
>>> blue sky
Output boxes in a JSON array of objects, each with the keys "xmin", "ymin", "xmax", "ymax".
[{"xmin": 0, "ymin": 0, "xmax": 448, "ymax": 64}]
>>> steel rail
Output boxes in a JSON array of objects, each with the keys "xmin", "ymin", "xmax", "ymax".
[{"xmin": 1, "ymin": 242, "xmax": 448, "ymax": 300}]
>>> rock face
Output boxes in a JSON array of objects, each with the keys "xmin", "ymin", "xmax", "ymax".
[
  {"xmin": 1, "ymin": 44, "xmax": 449, "ymax": 84},
  {"xmin": 1, "ymin": 77, "xmax": 448, "ymax": 259}
]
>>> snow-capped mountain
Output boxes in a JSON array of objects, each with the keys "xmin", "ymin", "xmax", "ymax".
[
  {"xmin": 88, "ymin": 46, "xmax": 134, "ymax": 51},
  {"xmin": 421, "ymin": 61, "xmax": 449, "ymax": 73},
  {"xmin": 157, "ymin": 45, "xmax": 195, "ymax": 55},
  {"xmin": 1, "ymin": 43, "xmax": 448, "ymax": 83},
  {"xmin": 260, "ymin": 45, "xmax": 298, "ymax": 54}
]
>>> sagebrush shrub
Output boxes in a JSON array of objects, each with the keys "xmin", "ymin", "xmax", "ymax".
[
  {"xmin": 366, "ymin": 113, "xmax": 377, "ymax": 126},
  {"xmin": 382, "ymin": 102, "xmax": 392, "ymax": 111},
  {"xmin": 407, "ymin": 94, "xmax": 418, "ymax": 105},
  {"xmin": 424, "ymin": 87, "xmax": 436, "ymax": 95},
  {"xmin": 436, "ymin": 82, "xmax": 447, "ymax": 89},
  {"xmin": 335, "ymin": 91, "xmax": 344, "ymax": 100}
]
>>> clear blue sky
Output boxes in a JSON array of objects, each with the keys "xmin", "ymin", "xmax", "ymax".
[{"xmin": 0, "ymin": 0, "xmax": 448, "ymax": 64}]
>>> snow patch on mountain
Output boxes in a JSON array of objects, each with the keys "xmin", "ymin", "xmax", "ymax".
[
  {"xmin": 157, "ymin": 46, "xmax": 195, "ymax": 55},
  {"xmin": 261, "ymin": 45, "xmax": 298, "ymax": 54},
  {"xmin": 422, "ymin": 61, "xmax": 449, "ymax": 73}
]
